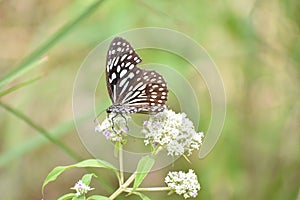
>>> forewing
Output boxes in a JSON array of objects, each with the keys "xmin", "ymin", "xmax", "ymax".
[{"xmin": 105, "ymin": 37, "xmax": 142, "ymax": 103}]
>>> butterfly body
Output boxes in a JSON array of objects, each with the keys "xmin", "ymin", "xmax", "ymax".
[{"xmin": 105, "ymin": 37, "xmax": 168, "ymax": 115}]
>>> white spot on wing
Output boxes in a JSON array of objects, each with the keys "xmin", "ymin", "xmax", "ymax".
[
  {"xmin": 110, "ymin": 57, "xmax": 116, "ymax": 70},
  {"xmin": 125, "ymin": 62, "xmax": 131, "ymax": 68},
  {"xmin": 121, "ymin": 54, "xmax": 127, "ymax": 61},
  {"xmin": 132, "ymin": 82, "xmax": 144, "ymax": 91},
  {"xmin": 128, "ymin": 85, "xmax": 133, "ymax": 91},
  {"xmin": 110, "ymin": 73, "xmax": 116, "ymax": 82},
  {"xmin": 122, "ymin": 91, "xmax": 135, "ymax": 103},
  {"xmin": 119, "ymin": 78, "xmax": 128, "ymax": 88},
  {"xmin": 138, "ymin": 84, "xmax": 146, "ymax": 91},
  {"xmin": 120, "ymin": 69, "xmax": 127, "ymax": 78},
  {"xmin": 128, "ymin": 72, "xmax": 135, "ymax": 79},
  {"xmin": 129, "ymin": 64, "xmax": 135, "ymax": 70},
  {"xmin": 113, "ymin": 85, "xmax": 116, "ymax": 102},
  {"xmin": 114, "ymin": 56, "xmax": 120, "ymax": 66},
  {"xmin": 119, "ymin": 80, "xmax": 129, "ymax": 96}
]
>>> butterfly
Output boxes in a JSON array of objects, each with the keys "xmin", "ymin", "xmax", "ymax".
[{"xmin": 105, "ymin": 37, "xmax": 168, "ymax": 115}]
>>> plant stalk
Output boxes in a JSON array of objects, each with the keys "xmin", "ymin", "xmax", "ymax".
[{"xmin": 109, "ymin": 173, "xmax": 136, "ymax": 200}]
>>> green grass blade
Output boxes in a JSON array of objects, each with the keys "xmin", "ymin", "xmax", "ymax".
[
  {"xmin": 0, "ymin": 101, "xmax": 81, "ymax": 161},
  {"xmin": 0, "ymin": 118, "xmax": 74, "ymax": 167},
  {"xmin": 0, "ymin": 0, "xmax": 106, "ymax": 89},
  {"xmin": 0, "ymin": 76, "xmax": 42, "ymax": 97}
]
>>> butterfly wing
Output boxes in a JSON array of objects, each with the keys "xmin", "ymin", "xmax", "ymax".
[
  {"xmin": 121, "ymin": 68, "xmax": 168, "ymax": 113},
  {"xmin": 106, "ymin": 37, "xmax": 168, "ymax": 113},
  {"xmin": 106, "ymin": 37, "xmax": 142, "ymax": 104}
]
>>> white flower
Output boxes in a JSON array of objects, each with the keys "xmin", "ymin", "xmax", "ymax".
[
  {"xmin": 71, "ymin": 180, "xmax": 94, "ymax": 197},
  {"xmin": 143, "ymin": 109, "xmax": 204, "ymax": 156},
  {"xmin": 165, "ymin": 170, "xmax": 200, "ymax": 199},
  {"xmin": 95, "ymin": 114, "xmax": 130, "ymax": 142}
]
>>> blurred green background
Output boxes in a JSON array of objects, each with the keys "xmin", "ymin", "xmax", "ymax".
[{"xmin": 0, "ymin": 0, "xmax": 299, "ymax": 199}]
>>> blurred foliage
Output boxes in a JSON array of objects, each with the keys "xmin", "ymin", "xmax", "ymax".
[{"xmin": 0, "ymin": 0, "xmax": 299, "ymax": 199}]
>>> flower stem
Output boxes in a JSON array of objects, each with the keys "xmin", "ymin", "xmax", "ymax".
[
  {"xmin": 125, "ymin": 186, "xmax": 171, "ymax": 192},
  {"xmin": 119, "ymin": 142, "xmax": 124, "ymax": 185},
  {"xmin": 109, "ymin": 173, "xmax": 136, "ymax": 199}
]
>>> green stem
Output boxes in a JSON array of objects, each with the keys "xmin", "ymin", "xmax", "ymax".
[
  {"xmin": 119, "ymin": 142, "xmax": 124, "ymax": 185},
  {"xmin": 109, "ymin": 173, "xmax": 136, "ymax": 200},
  {"xmin": 153, "ymin": 146, "xmax": 163, "ymax": 156},
  {"xmin": 125, "ymin": 187, "xmax": 171, "ymax": 192}
]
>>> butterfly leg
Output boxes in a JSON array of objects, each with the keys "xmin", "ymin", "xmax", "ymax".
[{"xmin": 110, "ymin": 113, "xmax": 118, "ymax": 134}]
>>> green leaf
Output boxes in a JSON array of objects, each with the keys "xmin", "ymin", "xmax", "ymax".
[
  {"xmin": 133, "ymin": 192, "xmax": 151, "ymax": 200},
  {"xmin": 82, "ymin": 173, "xmax": 96, "ymax": 185},
  {"xmin": 72, "ymin": 159, "xmax": 116, "ymax": 169},
  {"xmin": 132, "ymin": 156, "xmax": 155, "ymax": 192},
  {"xmin": 58, "ymin": 193, "xmax": 76, "ymax": 200},
  {"xmin": 42, "ymin": 159, "xmax": 117, "ymax": 195},
  {"xmin": 43, "ymin": 166, "xmax": 66, "ymax": 188},
  {"xmin": 87, "ymin": 195, "xmax": 111, "ymax": 200},
  {"xmin": 72, "ymin": 195, "xmax": 85, "ymax": 200}
]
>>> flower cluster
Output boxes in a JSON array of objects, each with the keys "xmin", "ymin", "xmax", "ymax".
[
  {"xmin": 165, "ymin": 170, "xmax": 200, "ymax": 199},
  {"xmin": 71, "ymin": 180, "xmax": 94, "ymax": 197},
  {"xmin": 95, "ymin": 114, "xmax": 130, "ymax": 142},
  {"xmin": 143, "ymin": 109, "xmax": 204, "ymax": 156}
]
